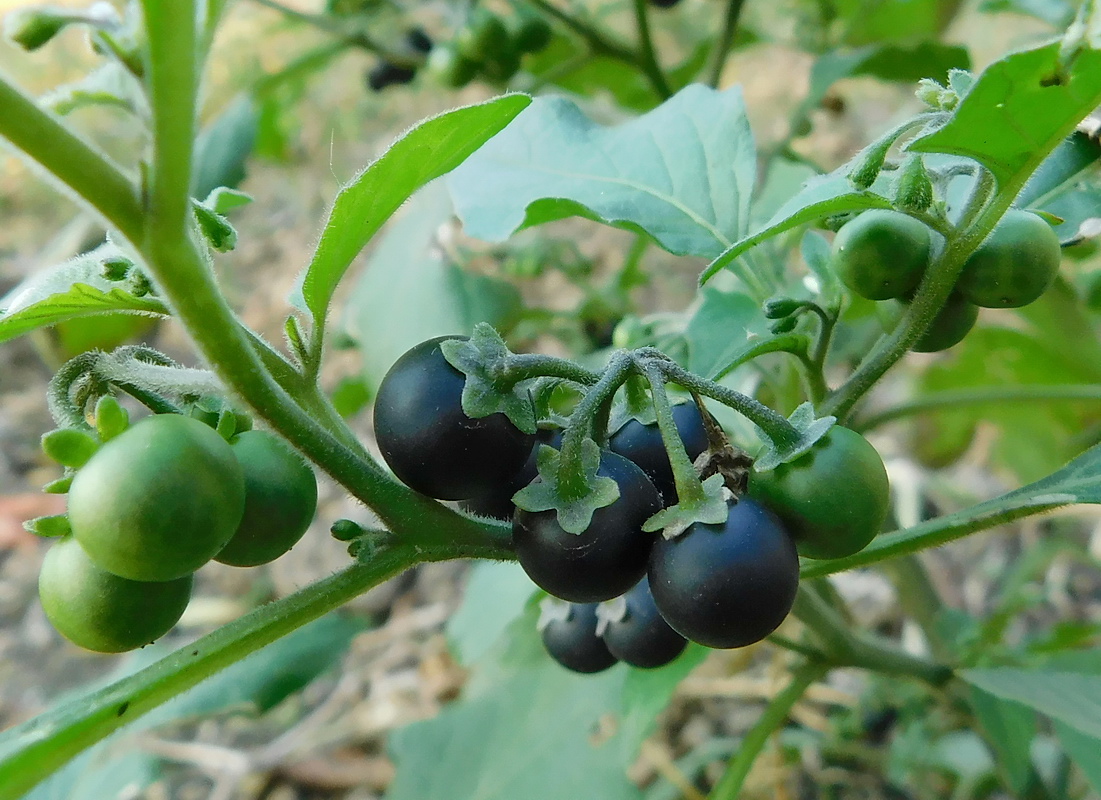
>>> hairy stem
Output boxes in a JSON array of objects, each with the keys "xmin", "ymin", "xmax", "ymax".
[
  {"xmin": 0, "ymin": 73, "xmax": 143, "ymax": 242},
  {"xmin": 853, "ymin": 384, "xmax": 1101, "ymax": 432},
  {"xmin": 631, "ymin": 0, "xmax": 672, "ymax": 99},
  {"xmin": 704, "ymin": 0, "xmax": 747, "ymax": 87}
]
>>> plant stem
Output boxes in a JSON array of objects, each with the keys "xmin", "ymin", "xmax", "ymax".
[
  {"xmin": 881, "ymin": 555, "xmax": 952, "ymax": 662},
  {"xmin": 557, "ymin": 352, "xmax": 635, "ymax": 498},
  {"xmin": 631, "ymin": 0, "xmax": 672, "ymax": 99},
  {"xmin": 494, "ymin": 353, "xmax": 602, "ymax": 388},
  {"xmin": 136, "ymin": 0, "xmax": 505, "ymax": 554},
  {"xmin": 704, "ymin": 0, "xmax": 747, "ymax": 87},
  {"xmin": 247, "ymin": 0, "xmax": 412, "ymax": 64},
  {"xmin": 648, "ymin": 358, "xmax": 802, "ymax": 450},
  {"xmin": 0, "ymin": 538, "xmax": 506, "ymax": 798},
  {"xmin": 821, "ymin": 170, "xmax": 1001, "ymax": 421},
  {"xmin": 0, "ymin": 73, "xmax": 143, "ymax": 243},
  {"xmin": 791, "ymin": 585, "xmax": 953, "ymax": 685},
  {"xmin": 523, "ymin": 0, "xmax": 640, "ymax": 64},
  {"xmin": 643, "ymin": 362, "xmax": 707, "ymax": 503},
  {"xmin": 800, "ymin": 494, "xmax": 1067, "ymax": 579},
  {"xmin": 708, "ymin": 660, "xmax": 830, "ymax": 799},
  {"xmin": 853, "ymin": 384, "xmax": 1101, "ymax": 432}
]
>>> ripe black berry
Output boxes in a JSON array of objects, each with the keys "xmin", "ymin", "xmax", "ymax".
[
  {"xmin": 514, "ymin": 450, "xmax": 661, "ymax": 603},
  {"xmin": 541, "ymin": 601, "xmax": 618, "ymax": 674},
  {"xmin": 600, "ymin": 576, "xmax": 687, "ymax": 668},
  {"xmin": 366, "ymin": 60, "xmax": 416, "ymax": 91},
  {"xmin": 373, "ymin": 337, "xmax": 535, "ymax": 500},
  {"xmin": 609, "ymin": 402, "xmax": 709, "ymax": 503},
  {"xmin": 648, "ymin": 498, "xmax": 799, "ymax": 648}
]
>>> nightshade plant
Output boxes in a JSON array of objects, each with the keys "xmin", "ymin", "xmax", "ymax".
[{"xmin": 1, "ymin": 0, "xmax": 1101, "ymax": 798}]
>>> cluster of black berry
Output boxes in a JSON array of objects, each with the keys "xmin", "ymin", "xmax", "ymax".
[{"xmin": 373, "ymin": 337, "xmax": 804, "ymax": 674}]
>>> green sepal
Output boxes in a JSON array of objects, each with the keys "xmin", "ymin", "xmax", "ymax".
[
  {"xmin": 24, "ymin": 514, "xmax": 72, "ymax": 538},
  {"xmin": 42, "ymin": 472, "xmax": 74, "ymax": 494},
  {"xmin": 3, "ymin": 5, "xmax": 117, "ymax": 51},
  {"xmin": 40, "ymin": 428, "xmax": 100, "ymax": 468},
  {"xmin": 848, "ymin": 136, "xmax": 895, "ymax": 190},
  {"xmin": 895, "ymin": 154, "xmax": 934, "ymax": 212},
  {"xmin": 916, "ymin": 78, "xmax": 948, "ymax": 109},
  {"xmin": 440, "ymin": 323, "xmax": 537, "ymax": 434},
  {"xmin": 330, "ymin": 519, "xmax": 367, "ymax": 541},
  {"xmin": 946, "ymin": 68, "xmax": 975, "ymax": 102},
  {"xmin": 93, "ymin": 395, "xmax": 130, "ymax": 441},
  {"xmin": 192, "ymin": 201, "xmax": 238, "ymax": 253},
  {"xmin": 753, "ymin": 402, "xmax": 836, "ymax": 472},
  {"xmin": 764, "ymin": 297, "xmax": 803, "ymax": 319},
  {"xmin": 642, "ymin": 474, "xmax": 730, "ymax": 539},
  {"xmin": 202, "ymin": 186, "xmax": 253, "ymax": 215},
  {"xmin": 769, "ymin": 315, "xmax": 799, "ymax": 334},
  {"xmin": 215, "ymin": 408, "xmax": 238, "ymax": 440},
  {"xmin": 100, "ymin": 256, "xmax": 134, "ymax": 281},
  {"xmin": 512, "ymin": 438, "xmax": 620, "ymax": 534}
]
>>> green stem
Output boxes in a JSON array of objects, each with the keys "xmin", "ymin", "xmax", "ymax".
[
  {"xmin": 704, "ymin": 0, "xmax": 747, "ymax": 87},
  {"xmin": 523, "ymin": 0, "xmax": 640, "ymax": 64},
  {"xmin": 643, "ymin": 362, "xmax": 707, "ymax": 503},
  {"xmin": 800, "ymin": 496, "xmax": 1066, "ymax": 579},
  {"xmin": 881, "ymin": 556, "xmax": 952, "ymax": 662},
  {"xmin": 0, "ymin": 537, "xmax": 510, "ymax": 798},
  {"xmin": 631, "ymin": 0, "xmax": 672, "ymax": 99},
  {"xmin": 821, "ymin": 169, "xmax": 1002, "ymax": 421},
  {"xmin": 853, "ymin": 385, "xmax": 1101, "ymax": 432},
  {"xmin": 494, "ymin": 353, "xmax": 602, "ymax": 388},
  {"xmin": 792, "ymin": 586, "xmax": 953, "ymax": 684},
  {"xmin": 647, "ymin": 358, "xmax": 802, "ymax": 450},
  {"xmin": 708, "ymin": 660, "xmax": 830, "ymax": 800},
  {"xmin": 557, "ymin": 351, "xmax": 635, "ymax": 499},
  {"xmin": 0, "ymin": 73, "xmax": 143, "ymax": 243},
  {"xmin": 247, "ymin": 0, "xmax": 414, "ymax": 64}
]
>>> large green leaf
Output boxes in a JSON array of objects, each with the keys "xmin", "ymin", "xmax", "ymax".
[
  {"xmin": 683, "ymin": 287, "xmax": 769, "ymax": 378},
  {"xmin": 910, "ymin": 41, "xmax": 1101, "ymax": 188},
  {"xmin": 338, "ymin": 183, "xmax": 523, "ymax": 391},
  {"xmin": 447, "ymin": 85, "xmax": 757, "ymax": 259},
  {"xmin": 446, "ymin": 562, "xmax": 536, "ymax": 666},
  {"xmin": 296, "ymin": 95, "xmax": 530, "ymax": 327},
  {"xmin": 0, "ymin": 244, "xmax": 167, "ymax": 344},
  {"xmin": 1055, "ymin": 722, "xmax": 1101, "ymax": 794},
  {"xmin": 968, "ymin": 687, "xmax": 1036, "ymax": 796},
  {"xmin": 962, "ymin": 668, "xmax": 1101, "ymax": 739},
  {"xmin": 389, "ymin": 608, "xmax": 699, "ymax": 800},
  {"xmin": 836, "ymin": 0, "xmax": 964, "ymax": 45}
]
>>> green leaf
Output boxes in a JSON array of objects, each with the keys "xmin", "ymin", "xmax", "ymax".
[
  {"xmin": 441, "ymin": 325, "xmax": 538, "ymax": 434},
  {"xmin": 979, "ymin": 0, "xmax": 1074, "ymax": 26},
  {"xmin": 968, "ymin": 687, "xmax": 1036, "ymax": 796},
  {"xmin": 446, "ymin": 562, "xmax": 536, "ymax": 666},
  {"xmin": 0, "ymin": 244, "xmax": 167, "ymax": 345},
  {"xmin": 192, "ymin": 201, "xmax": 238, "ymax": 252},
  {"xmin": 448, "ymin": 85, "xmax": 757, "ymax": 259},
  {"xmin": 191, "ymin": 96, "xmax": 259, "ymax": 199},
  {"xmin": 339, "ymin": 183, "xmax": 523, "ymax": 392},
  {"xmin": 1054, "ymin": 722, "xmax": 1101, "ymax": 795},
  {"xmin": 512, "ymin": 439, "xmax": 620, "ymax": 534},
  {"xmin": 1018, "ymin": 133, "xmax": 1101, "ymax": 209},
  {"xmin": 909, "ymin": 41, "xmax": 1101, "ymax": 189},
  {"xmin": 962, "ymin": 668, "xmax": 1101, "ymax": 739},
  {"xmin": 684, "ymin": 288, "xmax": 767, "ymax": 378},
  {"xmin": 701, "ymin": 171, "xmax": 894, "ymax": 284},
  {"xmin": 836, "ymin": 0, "xmax": 962, "ymax": 45},
  {"xmin": 391, "ymin": 605, "xmax": 697, "ymax": 800},
  {"xmin": 297, "ymin": 95, "xmax": 530, "ymax": 328}
]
